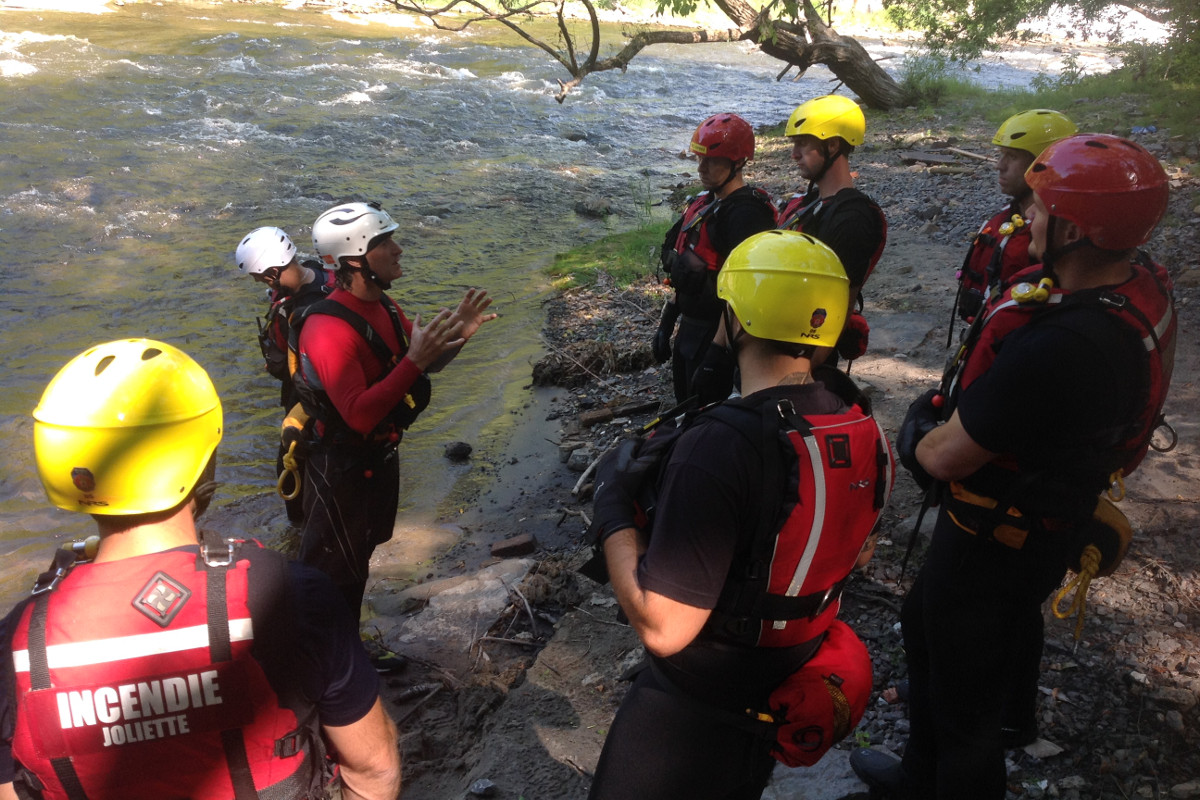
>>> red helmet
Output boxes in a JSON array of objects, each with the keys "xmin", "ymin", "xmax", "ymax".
[
  {"xmin": 1026, "ymin": 134, "xmax": 1168, "ymax": 251},
  {"xmin": 690, "ymin": 113, "xmax": 755, "ymax": 163}
]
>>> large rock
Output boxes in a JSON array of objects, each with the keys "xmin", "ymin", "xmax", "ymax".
[{"xmin": 370, "ymin": 559, "xmax": 535, "ymax": 671}]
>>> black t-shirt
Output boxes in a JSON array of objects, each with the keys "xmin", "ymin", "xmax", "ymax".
[
  {"xmin": 707, "ymin": 186, "xmax": 778, "ymax": 260},
  {"xmin": 789, "ymin": 186, "xmax": 885, "ymax": 288},
  {"xmin": 957, "ymin": 302, "xmax": 1145, "ymax": 513}
]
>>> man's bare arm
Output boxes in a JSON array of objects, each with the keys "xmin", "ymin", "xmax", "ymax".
[
  {"xmin": 916, "ymin": 410, "xmax": 997, "ymax": 482},
  {"xmin": 604, "ymin": 527, "xmax": 712, "ymax": 657},
  {"xmin": 323, "ymin": 697, "xmax": 402, "ymax": 800}
]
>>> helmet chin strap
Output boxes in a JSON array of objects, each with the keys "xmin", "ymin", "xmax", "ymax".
[
  {"xmin": 365, "ymin": 267, "xmax": 392, "ymax": 291},
  {"xmin": 715, "ymin": 159, "xmax": 747, "ymax": 195},
  {"xmin": 808, "ymin": 140, "xmax": 844, "ymax": 186},
  {"xmin": 347, "ymin": 262, "xmax": 391, "ymax": 291}
]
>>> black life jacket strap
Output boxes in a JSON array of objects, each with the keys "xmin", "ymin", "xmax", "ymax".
[
  {"xmin": 304, "ymin": 298, "xmax": 407, "ymax": 370},
  {"xmin": 199, "ymin": 530, "xmax": 260, "ymax": 800},
  {"xmin": 27, "ymin": 590, "xmax": 89, "ymax": 800}
]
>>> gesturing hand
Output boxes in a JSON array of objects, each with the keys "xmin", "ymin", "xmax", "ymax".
[
  {"xmin": 450, "ymin": 288, "xmax": 498, "ymax": 342},
  {"xmin": 406, "ymin": 308, "xmax": 465, "ymax": 371}
]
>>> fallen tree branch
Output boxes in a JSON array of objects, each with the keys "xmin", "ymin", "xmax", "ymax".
[{"xmin": 944, "ymin": 146, "xmax": 993, "ymax": 162}]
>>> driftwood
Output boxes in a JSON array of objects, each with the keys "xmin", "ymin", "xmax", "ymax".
[
  {"xmin": 897, "ymin": 150, "xmax": 959, "ymax": 165},
  {"xmin": 944, "ymin": 146, "xmax": 994, "ymax": 163},
  {"xmin": 929, "ymin": 165, "xmax": 977, "ymax": 175}
]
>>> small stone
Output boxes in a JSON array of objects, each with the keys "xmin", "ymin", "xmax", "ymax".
[
  {"xmin": 567, "ymin": 448, "xmax": 594, "ymax": 472},
  {"xmin": 1023, "ymin": 738, "xmax": 1064, "ymax": 758},
  {"xmin": 1170, "ymin": 780, "xmax": 1200, "ymax": 799},
  {"xmin": 490, "ymin": 533, "xmax": 536, "ymax": 558},
  {"xmin": 469, "ymin": 777, "xmax": 497, "ymax": 797},
  {"xmin": 444, "ymin": 441, "xmax": 472, "ymax": 461},
  {"xmin": 1150, "ymin": 686, "xmax": 1198, "ymax": 710}
]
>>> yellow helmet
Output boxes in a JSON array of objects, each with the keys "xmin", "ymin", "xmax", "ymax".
[
  {"xmin": 33, "ymin": 339, "xmax": 223, "ymax": 516},
  {"xmin": 785, "ymin": 95, "xmax": 866, "ymax": 146},
  {"xmin": 717, "ymin": 230, "xmax": 850, "ymax": 347},
  {"xmin": 992, "ymin": 109, "xmax": 1077, "ymax": 157}
]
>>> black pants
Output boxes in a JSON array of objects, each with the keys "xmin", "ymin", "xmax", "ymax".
[
  {"xmin": 588, "ymin": 664, "xmax": 777, "ymax": 800},
  {"xmin": 671, "ymin": 315, "xmax": 719, "ymax": 406},
  {"xmin": 298, "ymin": 441, "xmax": 399, "ymax": 616},
  {"xmin": 900, "ymin": 512, "xmax": 1068, "ymax": 798}
]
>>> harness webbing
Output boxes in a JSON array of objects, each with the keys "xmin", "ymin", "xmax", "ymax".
[
  {"xmin": 201, "ymin": 530, "xmax": 261, "ymax": 800},
  {"xmin": 27, "ymin": 594, "xmax": 89, "ymax": 800}
]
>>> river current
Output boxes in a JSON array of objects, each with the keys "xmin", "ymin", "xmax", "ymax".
[{"xmin": 0, "ymin": 1, "xmax": 1082, "ymax": 609}]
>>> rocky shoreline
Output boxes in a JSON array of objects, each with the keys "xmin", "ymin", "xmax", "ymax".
[{"xmin": 373, "ymin": 109, "xmax": 1200, "ymax": 800}]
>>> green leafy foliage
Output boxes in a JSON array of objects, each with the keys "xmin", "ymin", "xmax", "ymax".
[
  {"xmin": 897, "ymin": 53, "xmax": 988, "ymax": 106},
  {"xmin": 547, "ymin": 221, "xmax": 673, "ymax": 289},
  {"xmin": 882, "ymin": 0, "xmax": 1177, "ymax": 62}
]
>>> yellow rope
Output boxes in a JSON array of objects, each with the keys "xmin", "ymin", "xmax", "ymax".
[
  {"xmin": 277, "ymin": 440, "xmax": 302, "ymax": 501},
  {"xmin": 1107, "ymin": 469, "xmax": 1126, "ymax": 502},
  {"xmin": 1052, "ymin": 544, "xmax": 1101, "ymax": 641}
]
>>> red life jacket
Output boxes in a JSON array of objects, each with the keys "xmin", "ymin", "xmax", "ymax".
[
  {"xmin": 776, "ymin": 187, "xmax": 887, "ymax": 287},
  {"xmin": 947, "ymin": 255, "xmax": 1176, "ymax": 478},
  {"xmin": 9, "ymin": 541, "xmax": 327, "ymax": 800},
  {"xmin": 260, "ymin": 264, "xmax": 337, "ymax": 378},
  {"xmin": 670, "ymin": 191, "xmax": 723, "ymax": 274},
  {"xmin": 663, "ymin": 187, "xmax": 775, "ymax": 321},
  {"xmin": 705, "ymin": 370, "xmax": 895, "ymax": 648},
  {"xmin": 953, "ymin": 204, "xmax": 1034, "ymax": 323}
]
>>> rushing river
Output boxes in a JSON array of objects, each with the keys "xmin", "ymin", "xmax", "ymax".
[
  {"xmin": 0, "ymin": 0, "xmax": 828, "ymax": 607},
  {"xmin": 0, "ymin": 0, "xmax": 1082, "ymax": 609}
]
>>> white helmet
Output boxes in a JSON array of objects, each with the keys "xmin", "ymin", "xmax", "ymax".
[
  {"xmin": 235, "ymin": 227, "xmax": 296, "ymax": 275},
  {"xmin": 312, "ymin": 202, "xmax": 400, "ymax": 267}
]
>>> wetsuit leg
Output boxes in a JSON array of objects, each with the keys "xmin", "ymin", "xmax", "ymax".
[
  {"xmin": 901, "ymin": 512, "xmax": 1008, "ymax": 799},
  {"xmin": 299, "ymin": 443, "xmax": 400, "ymax": 616},
  {"xmin": 588, "ymin": 667, "xmax": 775, "ymax": 800},
  {"xmin": 671, "ymin": 316, "xmax": 719, "ymax": 406}
]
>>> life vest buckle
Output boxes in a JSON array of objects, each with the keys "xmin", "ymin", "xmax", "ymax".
[
  {"xmin": 201, "ymin": 539, "xmax": 235, "ymax": 567},
  {"xmin": 275, "ymin": 730, "xmax": 305, "ymax": 758},
  {"xmin": 812, "ymin": 584, "xmax": 839, "ymax": 618},
  {"xmin": 30, "ymin": 566, "xmax": 69, "ymax": 597}
]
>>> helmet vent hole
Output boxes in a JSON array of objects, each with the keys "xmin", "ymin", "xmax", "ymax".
[
  {"xmin": 141, "ymin": 348, "xmax": 163, "ymax": 361},
  {"xmin": 1010, "ymin": 132, "xmax": 1026, "ymax": 140},
  {"xmin": 1084, "ymin": 140, "xmax": 1108, "ymax": 149},
  {"xmin": 1030, "ymin": 163, "xmax": 1047, "ymax": 173},
  {"xmin": 94, "ymin": 355, "xmax": 115, "ymax": 376}
]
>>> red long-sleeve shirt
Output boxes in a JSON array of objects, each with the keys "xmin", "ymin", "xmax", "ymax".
[{"xmin": 298, "ymin": 289, "xmax": 423, "ymax": 436}]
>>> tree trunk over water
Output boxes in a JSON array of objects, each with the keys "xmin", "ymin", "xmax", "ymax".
[{"xmin": 389, "ymin": 0, "xmax": 906, "ymax": 108}]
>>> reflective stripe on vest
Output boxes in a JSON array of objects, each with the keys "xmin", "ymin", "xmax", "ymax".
[{"xmin": 9, "ymin": 546, "xmax": 322, "ymax": 800}]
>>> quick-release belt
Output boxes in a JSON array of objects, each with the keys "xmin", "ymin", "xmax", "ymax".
[{"xmin": 943, "ymin": 480, "xmax": 1032, "ymax": 549}]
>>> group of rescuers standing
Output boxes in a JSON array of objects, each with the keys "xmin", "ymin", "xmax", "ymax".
[{"xmin": 0, "ymin": 92, "xmax": 1177, "ymax": 800}]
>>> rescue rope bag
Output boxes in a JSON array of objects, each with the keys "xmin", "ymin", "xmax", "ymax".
[
  {"xmin": 10, "ymin": 533, "xmax": 330, "ymax": 800},
  {"xmin": 287, "ymin": 297, "xmax": 432, "ymax": 443},
  {"xmin": 760, "ymin": 618, "xmax": 873, "ymax": 767}
]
